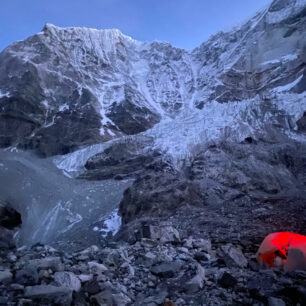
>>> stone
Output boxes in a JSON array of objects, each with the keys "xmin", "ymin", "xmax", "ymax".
[
  {"xmin": 143, "ymin": 290, "xmax": 168, "ymax": 304},
  {"xmin": 15, "ymin": 266, "xmax": 39, "ymax": 285},
  {"xmin": 178, "ymin": 247, "xmax": 189, "ymax": 254},
  {"xmin": 88, "ymin": 261, "xmax": 108, "ymax": 274},
  {"xmin": 192, "ymin": 239, "xmax": 211, "ymax": 252},
  {"xmin": 194, "ymin": 251, "xmax": 210, "ymax": 262},
  {"xmin": 83, "ymin": 278, "xmax": 102, "ymax": 295},
  {"xmin": 151, "ymin": 262, "xmax": 181, "ymax": 278},
  {"xmin": 144, "ymin": 251, "xmax": 156, "ymax": 260},
  {"xmin": 185, "ymin": 264, "xmax": 206, "ymax": 293},
  {"xmin": 38, "ymin": 269, "xmax": 50, "ymax": 279},
  {"xmin": 77, "ymin": 274, "xmax": 93, "ymax": 283},
  {"xmin": 159, "ymin": 226, "xmax": 181, "ymax": 244},
  {"xmin": 7, "ymin": 252, "xmax": 17, "ymax": 262},
  {"xmin": 112, "ymin": 292, "xmax": 132, "ymax": 305},
  {"xmin": 54, "ymin": 271, "xmax": 81, "ymax": 292},
  {"xmin": 0, "ymin": 269, "xmax": 12, "ymax": 283},
  {"xmin": 218, "ymin": 272, "xmax": 238, "ymax": 288},
  {"xmin": 90, "ymin": 289, "xmax": 113, "ymax": 305},
  {"xmin": 121, "ymin": 262, "xmax": 135, "ymax": 277},
  {"xmin": 79, "ymin": 245, "xmax": 99, "ymax": 255},
  {"xmin": 268, "ymin": 297, "xmax": 286, "ymax": 306},
  {"xmin": 24, "ymin": 285, "xmax": 72, "ymax": 305},
  {"xmin": 29, "ymin": 257, "xmax": 63, "ymax": 271},
  {"xmin": 16, "ymin": 299, "xmax": 33, "ymax": 306},
  {"xmin": 219, "ymin": 244, "xmax": 248, "ymax": 268},
  {"xmin": 140, "ymin": 224, "xmax": 180, "ymax": 243},
  {"xmin": 10, "ymin": 283, "xmax": 24, "ymax": 291}
]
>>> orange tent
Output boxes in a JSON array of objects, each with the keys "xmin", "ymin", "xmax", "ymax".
[{"xmin": 256, "ymin": 232, "xmax": 306, "ymax": 271}]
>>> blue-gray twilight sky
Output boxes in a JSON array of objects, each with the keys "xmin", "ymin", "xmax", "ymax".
[{"xmin": 0, "ymin": 0, "xmax": 272, "ymax": 52}]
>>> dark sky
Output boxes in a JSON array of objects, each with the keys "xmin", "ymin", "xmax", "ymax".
[{"xmin": 0, "ymin": 0, "xmax": 271, "ymax": 51}]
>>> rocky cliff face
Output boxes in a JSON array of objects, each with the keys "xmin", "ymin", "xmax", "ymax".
[
  {"xmin": 1, "ymin": 0, "xmax": 305, "ymax": 157},
  {"xmin": 0, "ymin": 25, "xmax": 193, "ymax": 156},
  {"xmin": 192, "ymin": 0, "xmax": 306, "ymax": 104}
]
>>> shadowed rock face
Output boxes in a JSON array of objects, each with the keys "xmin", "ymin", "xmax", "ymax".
[
  {"xmin": 117, "ymin": 135, "xmax": 306, "ymax": 225},
  {"xmin": 81, "ymin": 137, "xmax": 172, "ymax": 180},
  {"xmin": 0, "ymin": 28, "xmax": 164, "ymax": 156},
  {"xmin": 0, "ymin": 200, "xmax": 22, "ymax": 230},
  {"xmin": 0, "ymin": 200, "xmax": 21, "ymax": 256},
  {"xmin": 297, "ymin": 112, "xmax": 306, "ymax": 132}
]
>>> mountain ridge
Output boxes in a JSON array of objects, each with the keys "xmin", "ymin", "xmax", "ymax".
[{"xmin": 0, "ymin": 0, "xmax": 305, "ymax": 156}]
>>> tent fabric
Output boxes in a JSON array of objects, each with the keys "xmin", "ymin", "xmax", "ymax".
[{"xmin": 256, "ymin": 232, "xmax": 306, "ymax": 271}]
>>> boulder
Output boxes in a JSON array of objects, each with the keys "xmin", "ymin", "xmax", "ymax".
[
  {"xmin": 142, "ymin": 290, "xmax": 168, "ymax": 305},
  {"xmin": 140, "ymin": 224, "xmax": 180, "ymax": 243},
  {"xmin": 112, "ymin": 292, "xmax": 132, "ymax": 306},
  {"xmin": 184, "ymin": 237, "xmax": 211, "ymax": 252},
  {"xmin": 90, "ymin": 288, "xmax": 116, "ymax": 305},
  {"xmin": 24, "ymin": 285, "xmax": 72, "ymax": 305},
  {"xmin": 77, "ymin": 274, "xmax": 93, "ymax": 283},
  {"xmin": 29, "ymin": 257, "xmax": 63, "ymax": 272},
  {"xmin": 15, "ymin": 266, "xmax": 39, "ymax": 285},
  {"xmin": 218, "ymin": 272, "xmax": 238, "ymax": 288},
  {"xmin": 88, "ymin": 261, "xmax": 108, "ymax": 274},
  {"xmin": 151, "ymin": 262, "xmax": 181, "ymax": 278},
  {"xmin": 54, "ymin": 271, "xmax": 81, "ymax": 292},
  {"xmin": 82, "ymin": 278, "xmax": 103, "ymax": 295},
  {"xmin": 185, "ymin": 264, "xmax": 206, "ymax": 293},
  {"xmin": 0, "ymin": 269, "xmax": 12, "ymax": 284},
  {"xmin": 219, "ymin": 244, "xmax": 248, "ymax": 268},
  {"xmin": 268, "ymin": 297, "xmax": 286, "ymax": 306}
]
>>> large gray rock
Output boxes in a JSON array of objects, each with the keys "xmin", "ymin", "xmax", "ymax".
[
  {"xmin": 24, "ymin": 285, "xmax": 72, "ymax": 305},
  {"xmin": 54, "ymin": 271, "xmax": 81, "ymax": 292},
  {"xmin": 185, "ymin": 264, "xmax": 206, "ymax": 293},
  {"xmin": 88, "ymin": 261, "xmax": 108, "ymax": 274},
  {"xmin": 28, "ymin": 257, "xmax": 63, "ymax": 271},
  {"xmin": 0, "ymin": 269, "xmax": 12, "ymax": 284},
  {"xmin": 150, "ymin": 262, "xmax": 181, "ymax": 278},
  {"xmin": 15, "ymin": 266, "xmax": 39, "ymax": 285},
  {"xmin": 268, "ymin": 297, "xmax": 286, "ymax": 306},
  {"xmin": 140, "ymin": 224, "xmax": 180, "ymax": 243},
  {"xmin": 219, "ymin": 244, "xmax": 248, "ymax": 268},
  {"xmin": 218, "ymin": 272, "xmax": 238, "ymax": 288}
]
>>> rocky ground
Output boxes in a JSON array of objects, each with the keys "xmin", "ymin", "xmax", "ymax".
[
  {"xmin": 1, "ymin": 200, "xmax": 305, "ymax": 306},
  {"xmin": 1, "ymin": 123, "xmax": 305, "ymax": 306}
]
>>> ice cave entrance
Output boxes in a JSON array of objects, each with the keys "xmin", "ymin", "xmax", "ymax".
[{"xmin": 256, "ymin": 232, "xmax": 306, "ymax": 271}]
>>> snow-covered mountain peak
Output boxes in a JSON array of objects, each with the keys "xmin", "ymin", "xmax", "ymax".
[
  {"xmin": 0, "ymin": 0, "xmax": 305, "ymax": 156},
  {"xmin": 41, "ymin": 23, "xmax": 141, "ymax": 49}
]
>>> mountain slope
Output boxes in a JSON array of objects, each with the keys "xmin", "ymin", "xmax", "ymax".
[{"xmin": 0, "ymin": 0, "xmax": 305, "ymax": 157}]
